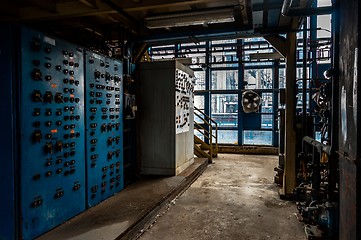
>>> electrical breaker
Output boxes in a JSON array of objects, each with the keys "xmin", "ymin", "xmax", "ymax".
[
  {"xmin": 85, "ymin": 51, "xmax": 124, "ymax": 207},
  {"xmin": 19, "ymin": 27, "xmax": 86, "ymax": 239}
]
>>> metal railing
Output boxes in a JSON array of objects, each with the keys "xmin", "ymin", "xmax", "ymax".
[{"xmin": 194, "ymin": 106, "xmax": 218, "ymax": 158}]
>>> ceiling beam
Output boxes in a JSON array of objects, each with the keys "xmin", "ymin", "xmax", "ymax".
[
  {"xmin": 121, "ymin": 0, "xmax": 237, "ymax": 12},
  {"xmin": 0, "ymin": 0, "xmax": 116, "ymax": 22},
  {"xmin": 27, "ymin": 0, "xmax": 58, "ymax": 13},
  {"xmin": 78, "ymin": 0, "xmax": 97, "ymax": 9}
]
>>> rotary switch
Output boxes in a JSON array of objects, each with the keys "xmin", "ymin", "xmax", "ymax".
[
  {"xmin": 44, "ymin": 91, "xmax": 53, "ymax": 103},
  {"xmin": 44, "ymin": 142, "xmax": 53, "ymax": 154},
  {"xmin": 55, "ymin": 92, "xmax": 64, "ymax": 103},
  {"xmin": 32, "ymin": 130, "xmax": 42, "ymax": 143},
  {"xmin": 55, "ymin": 141, "xmax": 63, "ymax": 152},
  {"xmin": 32, "ymin": 90, "xmax": 43, "ymax": 102}
]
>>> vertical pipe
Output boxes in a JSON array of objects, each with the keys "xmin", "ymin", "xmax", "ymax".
[
  {"xmin": 204, "ymin": 41, "xmax": 211, "ymax": 144},
  {"xmin": 273, "ymin": 61, "xmax": 280, "ymax": 147},
  {"xmin": 237, "ymin": 39, "xmax": 244, "ymax": 145},
  {"xmin": 302, "ymin": 17, "xmax": 308, "ymax": 138},
  {"xmin": 329, "ymin": 0, "xmax": 339, "ymax": 202}
]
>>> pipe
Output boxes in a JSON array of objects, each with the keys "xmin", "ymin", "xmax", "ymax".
[
  {"xmin": 302, "ymin": 17, "xmax": 307, "ymax": 138},
  {"xmin": 281, "ymin": 0, "xmax": 334, "ymax": 17}
]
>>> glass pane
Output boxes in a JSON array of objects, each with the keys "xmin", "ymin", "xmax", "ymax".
[
  {"xmin": 211, "ymin": 94, "xmax": 238, "ymax": 127},
  {"xmin": 243, "ymin": 130, "xmax": 272, "ymax": 145},
  {"xmin": 244, "ymin": 69, "xmax": 273, "ymax": 89},
  {"xmin": 317, "ymin": 15, "xmax": 331, "ymax": 38},
  {"xmin": 218, "ymin": 130, "xmax": 238, "ymax": 144},
  {"xmin": 261, "ymin": 93, "xmax": 273, "ymax": 113},
  {"xmin": 211, "ymin": 70, "xmax": 238, "ymax": 90},
  {"xmin": 194, "ymin": 71, "xmax": 206, "ymax": 90},
  {"xmin": 194, "ymin": 95, "xmax": 204, "ymax": 110},
  {"xmin": 261, "ymin": 115, "xmax": 273, "ymax": 129},
  {"xmin": 279, "ymin": 68, "xmax": 286, "ymax": 89},
  {"xmin": 296, "ymin": 92, "xmax": 309, "ymax": 109},
  {"xmin": 194, "ymin": 129, "xmax": 205, "ymax": 142}
]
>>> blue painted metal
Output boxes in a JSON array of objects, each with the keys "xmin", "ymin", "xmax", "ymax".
[
  {"xmin": 19, "ymin": 26, "xmax": 86, "ymax": 239},
  {"xmin": 0, "ymin": 25, "xmax": 16, "ymax": 240},
  {"xmin": 84, "ymin": 51, "xmax": 124, "ymax": 207}
]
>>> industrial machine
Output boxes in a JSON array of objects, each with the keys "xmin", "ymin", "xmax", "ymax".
[
  {"xmin": 0, "ymin": 26, "xmax": 124, "ymax": 240},
  {"xmin": 139, "ymin": 60, "xmax": 194, "ymax": 175}
]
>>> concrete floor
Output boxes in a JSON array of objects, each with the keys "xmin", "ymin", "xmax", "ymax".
[{"xmin": 139, "ymin": 154, "xmax": 306, "ymax": 240}]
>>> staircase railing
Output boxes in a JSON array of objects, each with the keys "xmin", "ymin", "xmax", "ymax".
[{"xmin": 194, "ymin": 106, "xmax": 218, "ymax": 158}]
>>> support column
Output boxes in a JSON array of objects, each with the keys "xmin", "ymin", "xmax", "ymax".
[{"xmin": 283, "ymin": 32, "xmax": 297, "ymax": 196}]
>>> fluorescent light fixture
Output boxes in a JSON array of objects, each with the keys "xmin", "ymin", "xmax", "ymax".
[{"xmin": 144, "ymin": 8, "xmax": 235, "ymax": 29}]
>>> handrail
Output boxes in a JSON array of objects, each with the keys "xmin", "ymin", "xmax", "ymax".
[{"xmin": 193, "ymin": 106, "xmax": 218, "ymax": 159}]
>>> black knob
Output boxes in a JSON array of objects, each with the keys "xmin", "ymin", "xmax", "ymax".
[
  {"xmin": 45, "ymin": 121, "xmax": 52, "ymax": 127},
  {"xmin": 31, "ymin": 40, "xmax": 41, "ymax": 52},
  {"xmin": 45, "ymin": 63, "xmax": 51, "ymax": 68},
  {"xmin": 32, "ymin": 90, "xmax": 43, "ymax": 102},
  {"xmin": 56, "ymin": 121, "xmax": 62, "ymax": 126},
  {"xmin": 63, "ymin": 60, "xmax": 69, "ymax": 65},
  {"xmin": 55, "ymin": 93, "xmax": 64, "ymax": 103},
  {"xmin": 43, "ymin": 91, "xmax": 53, "ymax": 103},
  {"xmin": 44, "ymin": 142, "xmax": 53, "ymax": 154},
  {"xmin": 32, "ymin": 130, "xmax": 42, "ymax": 143},
  {"xmin": 63, "ymin": 69, "xmax": 68, "ymax": 75},
  {"xmin": 45, "ymin": 75, "xmax": 52, "ymax": 81},
  {"xmin": 63, "ymin": 78, "xmax": 69, "ymax": 84},
  {"xmin": 32, "ymin": 69, "xmax": 42, "ymax": 81},
  {"xmin": 55, "ymin": 141, "xmax": 63, "ymax": 152}
]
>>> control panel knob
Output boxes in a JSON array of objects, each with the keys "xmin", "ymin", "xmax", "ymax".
[
  {"xmin": 44, "ymin": 91, "xmax": 53, "ymax": 103},
  {"xmin": 44, "ymin": 142, "xmax": 53, "ymax": 154},
  {"xmin": 55, "ymin": 141, "xmax": 63, "ymax": 152},
  {"xmin": 32, "ymin": 90, "xmax": 43, "ymax": 102},
  {"xmin": 55, "ymin": 92, "xmax": 64, "ymax": 103},
  {"xmin": 32, "ymin": 130, "xmax": 42, "ymax": 143}
]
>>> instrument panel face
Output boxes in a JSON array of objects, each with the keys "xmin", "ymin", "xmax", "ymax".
[
  {"xmin": 85, "ymin": 51, "xmax": 124, "ymax": 207},
  {"xmin": 19, "ymin": 27, "xmax": 86, "ymax": 239}
]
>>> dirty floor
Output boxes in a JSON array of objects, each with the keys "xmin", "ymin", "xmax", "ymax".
[{"xmin": 139, "ymin": 154, "xmax": 306, "ymax": 240}]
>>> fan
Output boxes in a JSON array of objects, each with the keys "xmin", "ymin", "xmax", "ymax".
[{"xmin": 242, "ymin": 90, "xmax": 262, "ymax": 113}]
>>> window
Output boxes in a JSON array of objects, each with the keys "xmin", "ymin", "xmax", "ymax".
[
  {"xmin": 211, "ymin": 70, "xmax": 238, "ymax": 90},
  {"xmin": 218, "ymin": 130, "xmax": 238, "ymax": 144},
  {"xmin": 211, "ymin": 94, "xmax": 238, "ymax": 127},
  {"xmin": 243, "ymin": 131, "xmax": 272, "ymax": 145},
  {"xmin": 194, "ymin": 71, "xmax": 206, "ymax": 90},
  {"xmin": 244, "ymin": 69, "xmax": 273, "ymax": 89}
]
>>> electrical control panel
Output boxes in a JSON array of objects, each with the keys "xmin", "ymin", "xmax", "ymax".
[
  {"xmin": 85, "ymin": 51, "xmax": 124, "ymax": 207},
  {"xmin": 175, "ymin": 69, "xmax": 194, "ymax": 134},
  {"xmin": 19, "ymin": 27, "xmax": 86, "ymax": 239}
]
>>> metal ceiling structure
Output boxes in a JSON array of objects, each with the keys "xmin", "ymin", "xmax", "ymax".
[{"xmin": 0, "ymin": 0, "xmax": 312, "ymax": 45}]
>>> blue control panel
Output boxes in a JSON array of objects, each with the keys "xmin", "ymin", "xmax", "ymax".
[
  {"xmin": 85, "ymin": 51, "xmax": 124, "ymax": 207},
  {"xmin": 0, "ymin": 26, "xmax": 16, "ymax": 240},
  {"xmin": 19, "ymin": 27, "xmax": 86, "ymax": 239}
]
